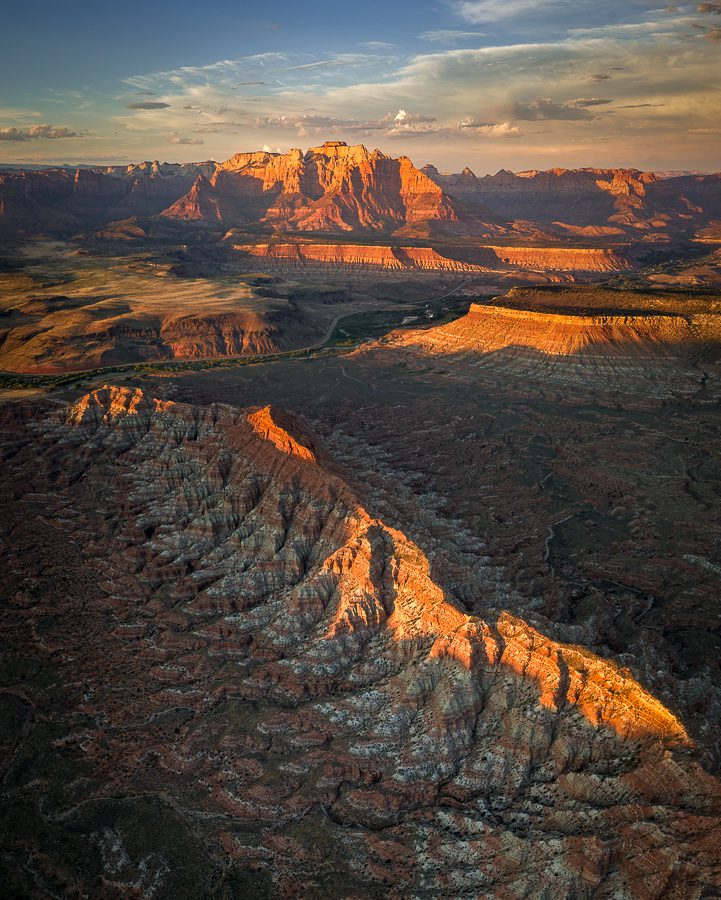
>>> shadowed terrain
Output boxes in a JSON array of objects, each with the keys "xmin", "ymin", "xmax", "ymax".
[
  {"xmin": 2, "ymin": 279, "xmax": 721, "ymax": 895},
  {"xmin": 2, "ymin": 140, "xmax": 721, "ymax": 897}
]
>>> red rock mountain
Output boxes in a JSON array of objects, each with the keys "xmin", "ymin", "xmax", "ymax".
[
  {"xmin": 1, "ymin": 145, "xmax": 720, "ymax": 240},
  {"xmin": 423, "ymin": 164, "xmax": 721, "ymax": 234},
  {"xmin": 162, "ymin": 141, "xmax": 464, "ymax": 233}
]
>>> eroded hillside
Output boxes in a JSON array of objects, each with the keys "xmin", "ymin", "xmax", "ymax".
[{"xmin": 1, "ymin": 385, "xmax": 720, "ymax": 896}]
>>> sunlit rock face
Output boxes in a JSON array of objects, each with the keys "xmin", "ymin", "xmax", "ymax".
[
  {"xmin": 2, "ymin": 386, "xmax": 720, "ymax": 896},
  {"xmin": 164, "ymin": 141, "xmax": 461, "ymax": 233},
  {"xmin": 383, "ymin": 302, "xmax": 697, "ymax": 357},
  {"xmin": 228, "ymin": 241, "xmax": 492, "ymax": 272},
  {"xmin": 363, "ymin": 297, "xmax": 721, "ymax": 399}
]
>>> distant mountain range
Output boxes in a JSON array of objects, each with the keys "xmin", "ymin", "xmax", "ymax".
[{"xmin": 1, "ymin": 141, "xmax": 720, "ymax": 243}]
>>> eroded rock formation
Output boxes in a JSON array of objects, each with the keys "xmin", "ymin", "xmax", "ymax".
[
  {"xmin": 229, "ymin": 241, "xmax": 491, "ymax": 272},
  {"xmin": 1, "ymin": 385, "xmax": 719, "ymax": 896}
]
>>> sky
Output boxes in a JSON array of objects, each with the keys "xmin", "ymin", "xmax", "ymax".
[{"xmin": 1, "ymin": 0, "xmax": 720, "ymax": 173}]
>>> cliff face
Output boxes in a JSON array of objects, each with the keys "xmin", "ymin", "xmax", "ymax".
[
  {"xmin": 230, "ymin": 242, "xmax": 490, "ymax": 272},
  {"xmin": 479, "ymin": 245, "xmax": 630, "ymax": 271},
  {"xmin": 0, "ymin": 162, "xmax": 212, "ymax": 234},
  {"xmin": 163, "ymin": 141, "xmax": 462, "ymax": 233},
  {"xmin": 363, "ymin": 299, "xmax": 718, "ymax": 397},
  {"xmin": 425, "ymin": 165, "xmax": 721, "ymax": 234},
  {"xmin": 225, "ymin": 241, "xmax": 628, "ymax": 272},
  {"xmin": 2, "ymin": 149, "xmax": 719, "ymax": 240},
  {"xmin": 2, "ymin": 386, "xmax": 719, "ymax": 895}
]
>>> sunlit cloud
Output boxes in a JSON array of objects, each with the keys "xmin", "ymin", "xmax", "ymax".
[
  {"xmin": 167, "ymin": 133, "xmax": 204, "ymax": 145},
  {"xmin": 3, "ymin": 4, "xmax": 719, "ymax": 172},
  {"xmin": 453, "ymin": 0, "xmax": 553, "ymax": 23},
  {"xmin": 459, "ymin": 119, "xmax": 522, "ymax": 136}
]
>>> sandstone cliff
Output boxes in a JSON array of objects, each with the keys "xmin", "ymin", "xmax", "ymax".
[
  {"xmin": 225, "ymin": 240, "xmax": 629, "ymax": 273},
  {"xmin": 360, "ymin": 297, "xmax": 720, "ymax": 400},
  {"xmin": 163, "ymin": 141, "xmax": 463, "ymax": 234},
  {"xmin": 229, "ymin": 241, "xmax": 491, "ymax": 272}
]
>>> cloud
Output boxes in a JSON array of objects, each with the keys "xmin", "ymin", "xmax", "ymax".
[
  {"xmin": 420, "ymin": 30, "xmax": 487, "ymax": 43},
  {"xmin": 459, "ymin": 119, "xmax": 522, "ymax": 136},
  {"xmin": 453, "ymin": 0, "xmax": 548, "ymax": 23},
  {"xmin": 167, "ymin": 133, "xmax": 204, "ymax": 145},
  {"xmin": 511, "ymin": 98, "xmax": 594, "ymax": 120},
  {"xmin": 614, "ymin": 102, "xmax": 664, "ymax": 109},
  {"xmin": 700, "ymin": 24, "xmax": 721, "ymax": 38},
  {"xmin": 358, "ymin": 41, "xmax": 397, "ymax": 49},
  {"xmin": 571, "ymin": 97, "xmax": 612, "ymax": 107},
  {"xmin": 0, "ymin": 124, "xmax": 83, "ymax": 141},
  {"xmin": 126, "ymin": 101, "xmax": 171, "ymax": 110},
  {"xmin": 241, "ymin": 109, "xmax": 440, "ymax": 138},
  {"xmin": 109, "ymin": 22, "xmax": 720, "ymax": 171},
  {"xmin": 383, "ymin": 108, "xmax": 438, "ymax": 133},
  {"xmin": 697, "ymin": 3, "xmax": 721, "ymax": 12}
]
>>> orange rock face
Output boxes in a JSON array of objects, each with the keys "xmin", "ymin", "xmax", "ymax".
[
  {"xmin": 227, "ymin": 241, "xmax": 629, "ymax": 273},
  {"xmin": 480, "ymin": 245, "xmax": 629, "ymax": 271},
  {"xmin": 163, "ymin": 141, "xmax": 460, "ymax": 233},
  {"xmin": 2, "ymin": 386, "xmax": 719, "ymax": 896},
  {"xmin": 231, "ymin": 241, "xmax": 490, "ymax": 272},
  {"xmin": 378, "ymin": 301, "xmax": 704, "ymax": 361}
]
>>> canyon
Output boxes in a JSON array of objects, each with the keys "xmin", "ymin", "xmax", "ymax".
[
  {"xmin": 2, "ymin": 140, "xmax": 721, "ymax": 897},
  {"xmin": 2, "ymin": 143, "xmax": 720, "ymax": 247}
]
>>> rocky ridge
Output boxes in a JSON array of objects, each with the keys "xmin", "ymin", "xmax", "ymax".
[
  {"xmin": 229, "ymin": 242, "xmax": 491, "ymax": 272},
  {"xmin": 163, "ymin": 141, "xmax": 461, "ymax": 234},
  {"xmin": 1, "ymin": 385, "xmax": 720, "ymax": 896},
  {"xmin": 4, "ymin": 144, "xmax": 719, "ymax": 242}
]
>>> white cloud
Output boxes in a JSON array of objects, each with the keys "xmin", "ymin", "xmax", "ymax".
[
  {"xmin": 453, "ymin": 0, "xmax": 553, "ymax": 23},
  {"xmin": 459, "ymin": 119, "xmax": 522, "ymax": 136},
  {"xmin": 167, "ymin": 133, "xmax": 204, "ymax": 145}
]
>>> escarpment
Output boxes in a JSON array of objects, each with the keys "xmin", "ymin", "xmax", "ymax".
[
  {"xmin": 2, "ymin": 149, "xmax": 720, "ymax": 240},
  {"xmin": 2, "ymin": 386, "xmax": 719, "ymax": 896},
  {"xmin": 478, "ymin": 245, "xmax": 630, "ymax": 271},
  {"xmin": 359, "ymin": 298, "xmax": 721, "ymax": 398},
  {"xmin": 374, "ymin": 300, "xmax": 706, "ymax": 359},
  {"xmin": 163, "ymin": 141, "xmax": 462, "ymax": 234},
  {"xmin": 227, "ymin": 241, "xmax": 629, "ymax": 273},
  {"xmin": 229, "ymin": 241, "xmax": 491, "ymax": 272}
]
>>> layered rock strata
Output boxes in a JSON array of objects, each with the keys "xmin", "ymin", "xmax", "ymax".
[{"xmin": 1, "ymin": 386, "xmax": 719, "ymax": 896}]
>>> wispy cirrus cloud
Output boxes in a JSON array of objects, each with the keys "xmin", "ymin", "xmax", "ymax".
[{"xmin": 420, "ymin": 30, "xmax": 487, "ymax": 42}]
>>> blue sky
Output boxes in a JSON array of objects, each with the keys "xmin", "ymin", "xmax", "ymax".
[{"xmin": 1, "ymin": 0, "xmax": 720, "ymax": 171}]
